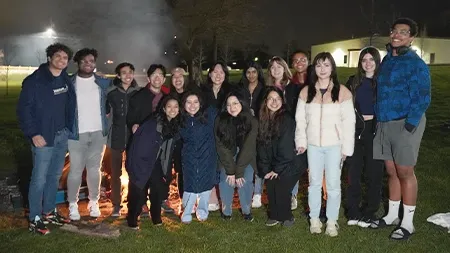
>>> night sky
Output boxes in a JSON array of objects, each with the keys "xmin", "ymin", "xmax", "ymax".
[{"xmin": 1, "ymin": 0, "xmax": 449, "ymax": 66}]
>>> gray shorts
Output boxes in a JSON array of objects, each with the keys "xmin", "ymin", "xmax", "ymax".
[{"xmin": 373, "ymin": 116, "xmax": 426, "ymax": 166}]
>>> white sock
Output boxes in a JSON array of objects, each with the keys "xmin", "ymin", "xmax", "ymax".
[
  {"xmin": 400, "ymin": 204, "xmax": 416, "ymax": 233},
  {"xmin": 382, "ymin": 199, "xmax": 400, "ymax": 224}
]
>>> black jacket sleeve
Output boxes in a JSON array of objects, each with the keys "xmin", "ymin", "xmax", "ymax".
[
  {"xmin": 214, "ymin": 117, "xmax": 237, "ymax": 175},
  {"xmin": 257, "ymin": 144, "xmax": 271, "ymax": 178},
  {"xmin": 127, "ymin": 90, "xmax": 154, "ymax": 129},
  {"xmin": 235, "ymin": 118, "xmax": 258, "ymax": 179},
  {"xmin": 272, "ymin": 116, "xmax": 296, "ymax": 175}
]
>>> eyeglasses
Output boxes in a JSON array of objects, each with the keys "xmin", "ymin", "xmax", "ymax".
[
  {"xmin": 151, "ymin": 73, "xmax": 164, "ymax": 77},
  {"xmin": 267, "ymin": 97, "xmax": 282, "ymax": 103},
  {"xmin": 293, "ymin": 58, "xmax": 308, "ymax": 64},
  {"xmin": 390, "ymin": 29, "xmax": 410, "ymax": 36}
]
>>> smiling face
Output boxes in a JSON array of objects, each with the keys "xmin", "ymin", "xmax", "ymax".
[
  {"xmin": 185, "ymin": 95, "xmax": 200, "ymax": 116},
  {"xmin": 292, "ymin": 52, "xmax": 308, "ymax": 73},
  {"xmin": 118, "ymin": 66, "xmax": 134, "ymax": 86},
  {"xmin": 361, "ymin": 53, "xmax": 376, "ymax": 76},
  {"xmin": 270, "ymin": 61, "xmax": 284, "ymax": 81},
  {"xmin": 148, "ymin": 68, "xmax": 165, "ymax": 90},
  {"xmin": 209, "ymin": 64, "xmax": 225, "ymax": 85},
  {"xmin": 48, "ymin": 50, "xmax": 69, "ymax": 71},
  {"xmin": 314, "ymin": 58, "xmax": 332, "ymax": 80},
  {"xmin": 164, "ymin": 99, "xmax": 180, "ymax": 120},
  {"xmin": 172, "ymin": 73, "xmax": 184, "ymax": 91},
  {"xmin": 226, "ymin": 96, "xmax": 242, "ymax": 117},
  {"xmin": 266, "ymin": 91, "xmax": 282, "ymax": 113},
  {"xmin": 390, "ymin": 23, "xmax": 414, "ymax": 49},
  {"xmin": 78, "ymin": 54, "xmax": 96, "ymax": 75},
  {"xmin": 246, "ymin": 67, "xmax": 258, "ymax": 84}
]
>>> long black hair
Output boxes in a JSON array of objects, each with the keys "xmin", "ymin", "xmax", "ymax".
[
  {"xmin": 206, "ymin": 62, "xmax": 230, "ymax": 86},
  {"xmin": 216, "ymin": 92, "xmax": 253, "ymax": 150},
  {"xmin": 257, "ymin": 87, "xmax": 286, "ymax": 146},
  {"xmin": 239, "ymin": 61, "xmax": 265, "ymax": 87},
  {"xmin": 307, "ymin": 52, "xmax": 340, "ymax": 103},
  {"xmin": 181, "ymin": 90, "xmax": 208, "ymax": 126},
  {"xmin": 350, "ymin": 47, "xmax": 381, "ymax": 101},
  {"xmin": 157, "ymin": 95, "xmax": 182, "ymax": 139}
]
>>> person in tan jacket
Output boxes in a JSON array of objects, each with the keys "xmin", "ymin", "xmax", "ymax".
[{"xmin": 295, "ymin": 52, "xmax": 356, "ymax": 237}]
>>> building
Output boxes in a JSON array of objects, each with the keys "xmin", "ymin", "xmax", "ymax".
[{"xmin": 311, "ymin": 36, "xmax": 450, "ymax": 67}]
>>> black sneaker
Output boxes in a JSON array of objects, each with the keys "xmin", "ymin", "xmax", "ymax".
[
  {"xmin": 42, "ymin": 209, "xmax": 70, "ymax": 226},
  {"xmin": 221, "ymin": 213, "xmax": 232, "ymax": 220},
  {"xmin": 243, "ymin": 213, "xmax": 254, "ymax": 222},
  {"xmin": 357, "ymin": 216, "xmax": 375, "ymax": 228},
  {"xmin": 161, "ymin": 200, "xmax": 175, "ymax": 213},
  {"xmin": 29, "ymin": 216, "xmax": 50, "ymax": 235}
]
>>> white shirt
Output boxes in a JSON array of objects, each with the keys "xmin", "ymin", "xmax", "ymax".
[{"xmin": 75, "ymin": 75, "xmax": 103, "ymax": 133}]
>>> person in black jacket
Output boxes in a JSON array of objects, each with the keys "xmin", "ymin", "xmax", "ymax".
[
  {"xmin": 215, "ymin": 91, "xmax": 258, "ymax": 221},
  {"xmin": 106, "ymin": 62, "xmax": 140, "ymax": 217},
  {"xmin": 257, "ymin": 87, "xmax": 305, "ymax": 227},
  {"xmin": 125, "ymin": 95, "xmax": 181, "ymax": 229},
  {"xmin": 345, "ymin": 47, "xmax": 384, "ymax": 228}
]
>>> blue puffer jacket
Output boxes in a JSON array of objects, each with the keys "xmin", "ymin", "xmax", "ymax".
[
  {"xmin": 180, "ymin": 106, "xmax": 218, "ymax": 193},
  {"xmin": 16, "ymin": 63, "xmax": 76, "ymax": 146},
  {"xmin": 375, "ymin": 50, "xmax": 431, "ymax": 127},
  {"xmin": 69, "ymin": 73, "xmax": 111, "ymax": 140}
]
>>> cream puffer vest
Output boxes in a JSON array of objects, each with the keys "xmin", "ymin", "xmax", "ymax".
[{"xmin": 295, "ymin": 84, "xmax": 356, "ymax": 156}]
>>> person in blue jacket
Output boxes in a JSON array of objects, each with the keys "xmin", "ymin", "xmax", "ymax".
[
  {"xmin": 371, "ymin": 18, "xmax": 431, "ymax": 241},
  {"xmin": 17, "ymin": 43, "xmax": 75, "ymax": 235},
  {"xmin": 179, "ymin": 91, "xmax": 218, "ymax": 223},
  {"xmin": 125, "ymin": 95, "xmax": 181, "ymax": 229}
]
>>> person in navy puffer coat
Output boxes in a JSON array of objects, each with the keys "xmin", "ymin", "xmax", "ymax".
[{"xmin": 179, "ymin": 90, "xmax": 218, "ymax": 223}]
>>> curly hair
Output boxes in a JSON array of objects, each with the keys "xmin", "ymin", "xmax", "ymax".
[
  {"xmin": 157, "ymin": 95, "xmax": 182, "ymax": 139},
  {"xmin": 45, "ymin": 43, "xmax": 73, "ymax": 60},
  {"xmin": 73, "ymin": 48, "xmax": 98, "ymax": 63},
  {"xmin": 216, "ymin": 92, "xmax": 253, "ymax": 150},
  {"xmin": 257, "ymin": 87, "xmax": 286, "ymax": 146}
]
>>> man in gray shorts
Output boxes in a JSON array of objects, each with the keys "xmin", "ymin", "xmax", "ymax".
[{"xmin": 371, "ymin": 18, "xmax": 431, "ymax": 241}]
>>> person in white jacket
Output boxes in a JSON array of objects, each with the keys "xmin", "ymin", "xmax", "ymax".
[{"xmin": 295, "ymin": 52, "xmax": 355, "ymax": 237}]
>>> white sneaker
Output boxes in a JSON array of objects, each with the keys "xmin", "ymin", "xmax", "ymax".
[
  {"xmin": 88, "ymin": 201, "xmax": 101, "ymax": 218},
  {"xmin": 347, "ymin": 219, "xmax": 359, "ymax": 226},
  {"xmin": 325, "ymin": 220, "xmax": 339, "ymax": 237},
  {"xmin": 69, "ymin": 202, "xmax": 80, "ymax": 221},
  {"xmin": 291, "ymin": 196, "xmax": 298, "ymax": 210},
  {"xmin": 252, "ymin": 194, "xmax": 262, "ymax": 208},
  {"xmin": 310, "ymin": 218, "xmax": 322, "ymax": 234},
  {"xmin": 208, "ymin": 203, "xmax": 220, "ymax": 212}
]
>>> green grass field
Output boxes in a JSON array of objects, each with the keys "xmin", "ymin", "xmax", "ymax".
[{"xmin": 1, "ymin": 68, "xmax": 450, "ymax": 253}]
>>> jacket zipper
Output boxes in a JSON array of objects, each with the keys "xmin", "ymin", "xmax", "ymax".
[
  {"xmin": 355, "ymin": 108, "xmax": 365, "ymax": 140},
  {"xmin": 320, "ymin": 93, "xmax": 324, "ymax": 146}
]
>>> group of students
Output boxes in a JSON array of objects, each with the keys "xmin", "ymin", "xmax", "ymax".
[{"xmin": 18, "ymin": 17, "xmax": 430, "ymax": 241}]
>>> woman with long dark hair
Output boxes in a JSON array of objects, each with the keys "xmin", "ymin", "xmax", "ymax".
[
  {"xmin": 295, "ymin": 52, "xmax": 355, "ymax": 236},
  {"xmin": 125, "ymin": 95, "xmax": 182, "ymax": 229},
  {"xmin": 179, "ymin": 91, "xmax": 218, "ymax": 223},
  {"xmin": 258, "ymin": 87, "xmax": 304, "ymax": 227},
  {"xmin": 345, "ymin": 47, "xmax": 384, "ymax": 227},
  {"xmin": 215, "ymin": 92, "xmax": 258, "ymax": 221}
]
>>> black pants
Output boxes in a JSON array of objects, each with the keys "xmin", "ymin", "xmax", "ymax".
[
  {"xmin": 127, "ymin": 162, "xmax": 165, "ymax": 226},
  {"xmin": 266, "ymin": 175, "xmax": 298, "ymax": 221},
  {"xmin": 110, "ymin": 148, "xmax": 124, "ymax": 208},
  {"xmin": 346, "ymin": 120, "xmax": 384, "ymax": 219},
  {"xmin": 173, "ymin": 140, "xmax": 184, "ymax": 198}
]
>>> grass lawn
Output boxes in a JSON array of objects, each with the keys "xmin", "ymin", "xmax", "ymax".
[{"xmin": 1, "ymin": 67, "xmax": 450, "ymax": 252}]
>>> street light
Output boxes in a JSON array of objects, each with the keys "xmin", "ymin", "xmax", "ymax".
[
  {"xmin": 254, "ymin": 57, "xmax": 259, "ymax": 61},
  {"xmin": 45, "ymin": 28, "xmax": 55, "ymax": 38}
]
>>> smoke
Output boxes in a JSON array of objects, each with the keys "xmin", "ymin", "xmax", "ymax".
[{"xmin": 1, "ymin": 0, "xmax": 176, "ymax": 74}]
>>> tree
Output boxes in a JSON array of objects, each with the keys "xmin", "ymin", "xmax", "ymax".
[
  {"xmin": 166, "ymin": 0, "xmax": 262, "ymax": 83},
  {"xmin": 219, "ymin": 39, "xmax": 235, "ymax": 65}
]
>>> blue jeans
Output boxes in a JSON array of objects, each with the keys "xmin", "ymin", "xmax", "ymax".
[
  {"xmin": 181, "ymin": 190, "xmax": 212, "ymax": 223},
  {"xmin": 219, "ymin": 165, "xmax": 254, "ymax": 216},
  {"xmin": 254, "ymin": 175, "xmax": 298, "ymax": 197},
  {"xmin": 28, "ymin": 129, "xmax": 69, "ymax": 221},
  {"xmin": 307, "ymin": 144, "xmax": 342, "ymax": 221}
]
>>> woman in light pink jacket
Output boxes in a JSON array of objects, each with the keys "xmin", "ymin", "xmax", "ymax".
[{"xmin": 295, "ymin": 52, "xmax": 355, "ymax": 237}]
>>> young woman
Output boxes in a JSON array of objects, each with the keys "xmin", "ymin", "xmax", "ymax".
[
  {"xmin": 345, "ymin": 47, "xmax": 384, "ymax": 227},
  {"xmin": 257, "ymin": 87, "xmax": 304, "ymax": 227},
  {"xmin": 236, "ymin": 61, "xmax": 266, "ymax": 209},
  {"xmin": 291, "ymin": 50, "xmax": 310, "ymax": 88},
  {"xmin": 295, "ymin": 52, "xmax": 355, "ymax": 236},
  {"xmin": 267, "ymin": 56, "xmax": 305, "ymax": 210},
  {"xmin": 201, "ymin": 62, "xmax": 232, "ymax": 211},
  {"xmin": 179, "ymin": 91, "xmax": 218, "ymax": 223},
  {"xmin": 125, "ymin": 96, "xmax": 181, "ymax": 229},
  {"xmin": 215, "ymin": 92, "xmax": 258, "ymax": 221}
]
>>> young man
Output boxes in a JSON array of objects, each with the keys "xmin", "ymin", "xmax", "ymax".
[
  {"xmin": 66, "ymin": 48, "xmax": 111, "ymax": 220},
  {"xmin": 371, "ymin": 17, "xmax": 431, "ymax": 241},
  {"xmin": 17, "ymin": 43, "xmax": 75, "ymax": 235},
  {"xmin": 107, "ymin": 62, "xmax": 140, "ymax": 216},
  {"xmin": 127, "ymin": 64, "xmax": 174, "ymax": 214}
]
